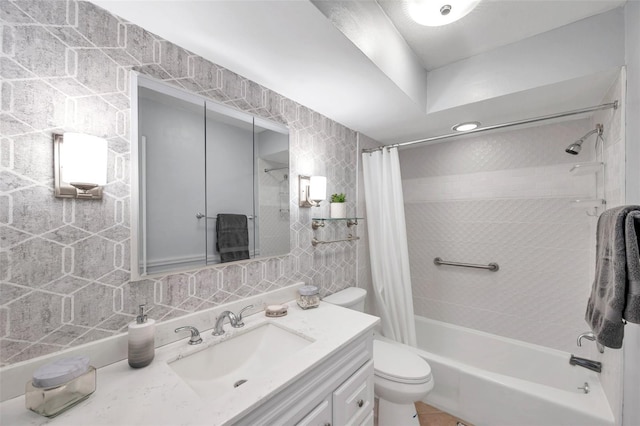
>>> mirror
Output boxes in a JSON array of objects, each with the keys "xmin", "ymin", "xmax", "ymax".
[{"xmin": 132, "ymin": 75, "xmax": 290, "ymax": 279}]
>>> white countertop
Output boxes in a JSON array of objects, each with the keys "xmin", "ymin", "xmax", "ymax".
[{"xmin": 0, "ymin": 301, "xmax": 379, "ymax": 426}]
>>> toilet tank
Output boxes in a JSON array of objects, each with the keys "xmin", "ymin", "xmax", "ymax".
[{"xmin": 323, "ymin": 287, "xmax": 367, "ymax": 312}]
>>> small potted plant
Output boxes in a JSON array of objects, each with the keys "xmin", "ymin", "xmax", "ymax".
[{"xmin": 330, "ymin": 193, "xmax": 346, "ymax": 218}]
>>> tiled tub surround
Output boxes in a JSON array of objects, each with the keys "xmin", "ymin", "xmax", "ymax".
[
  {"xmin": 0, "ymin": 0, "xmax": 362, "ymax": 367},
  {"xmin": 400, "ymin": 117, "xmax": 624, "ymax": 355},
  {"xmin": 0, "ymin": 283, "xmax": 380, "ymax": 424},
  {"xmin": 585, "ymin": 69, "xmax": 626, "ymax": 424}
]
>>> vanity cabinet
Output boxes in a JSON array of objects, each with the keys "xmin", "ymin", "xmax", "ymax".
[
  {"xmin": 296, "ymin": 360, "xmax": 374, "ymax": 426},
  {"xmin": 237, "ymin": 332, "xmax": 374, "ymax": 426},
  {"xmin": 296, "ymin": 398, "xmax": 332, "ymax": 425},
  {"xmin": 332, "ymin": 360, "xmax": 374, "ymax": 425}
]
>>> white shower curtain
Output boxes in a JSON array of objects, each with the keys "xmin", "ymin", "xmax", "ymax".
[{"xmin": 362, "ymin": 147, "xmax": 417, "ymax": 346}]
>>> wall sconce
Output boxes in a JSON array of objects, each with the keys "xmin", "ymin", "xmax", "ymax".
[
  {"xmin": 299, "ymin": 175, "xmax": 326, "ymax": 207},
  {"xmin": 53, "ymin": 133, "xmax": 108, "ymax": 199}
]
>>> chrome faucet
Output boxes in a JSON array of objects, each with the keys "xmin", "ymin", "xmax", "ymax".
[
  {"xmin": 569, "ymin": 355, "xmax": 602, "ymax": 373},
  {"xmin": 212, "ymin": 311, "xmax": 238, "ymax": 336},
  {"xmin": 212, "ymin": 304, "xmax": 254, "ymax": 336},
  {"xmin": 577, "ymin": 331, "xmax": 605, "ymax": 353}
]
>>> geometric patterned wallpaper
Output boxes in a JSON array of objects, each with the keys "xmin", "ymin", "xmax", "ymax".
[{"xmin": 0, "ymin": 1, "xmax": 360, "ymax": 366}]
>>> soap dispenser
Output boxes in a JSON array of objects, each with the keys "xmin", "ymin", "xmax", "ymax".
[{"xmin": 128, "ymin": 305, "xmax": 155, "ymax": 368}]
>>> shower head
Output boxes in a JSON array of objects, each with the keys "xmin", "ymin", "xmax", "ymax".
[
  {"xmin": 564, "ymin": 124, "xmax": 603, "ymax": 155},
  {"xmin": 565, "ymin": 140, "xmax": 584, "ymax": 155}
]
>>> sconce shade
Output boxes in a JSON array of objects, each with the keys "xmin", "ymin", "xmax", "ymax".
[
  {"xmin": 54, "ymin": 133, "xmax": 108, "ymax": 199},
  {"xmin": 309, "ymin": 176, "xmax": 327, "ymax": 202},
  {"xmin": 299, "ymin": 175, "xmax": 326, "ymax": 207},
  {"xmin": 61, "ymin": 133, "xmax": 108, "ymax": 185}
]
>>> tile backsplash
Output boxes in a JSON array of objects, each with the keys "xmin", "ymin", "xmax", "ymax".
[{"xmin": 0, "ymin": 1, "xmax": 361, "ymax": 366}]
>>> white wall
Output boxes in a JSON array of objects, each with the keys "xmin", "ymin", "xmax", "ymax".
[
  {"xmin": 623, "ymin": 2, "xmax": 640, "ymax": 425},
  {"xmin": 400, "ymin": 118, "xmax": 610, "ymax": 355},
  {"xmin": 427, "ymin": 8, "xmax": 625, "ymax": 113}
]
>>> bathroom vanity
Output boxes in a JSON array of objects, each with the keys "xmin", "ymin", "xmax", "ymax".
[{"xmin": 0, "ymin": 291, "xmax": 378, "ymax": 425}]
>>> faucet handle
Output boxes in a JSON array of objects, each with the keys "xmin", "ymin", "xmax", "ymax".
[
  {"xmin": 175, "ymin": 326, "xmax": 203, "ymax": 345},
  {"xmin": 233, "ymin": 304, "xmax": 254, "ymax": 328},
  {"xmin": 577, "ymin": 331, "xmax": 595, "ymax": 346},
  {"xmin": 577, "ymin": 331, "xmax": 604, "ymax": 353}
]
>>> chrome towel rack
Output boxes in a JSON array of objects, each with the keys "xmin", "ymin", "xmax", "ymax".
[
  {"xmin": 312, "ymin": 236, "xmax": 360, "ymax": 247},
  {"xmin": 196, "ymin": 213, "xmax": 255, "ymax": 220},
  {"xmin": 434, "ymin": 257, "xmax": 499, "ymax": 272}
]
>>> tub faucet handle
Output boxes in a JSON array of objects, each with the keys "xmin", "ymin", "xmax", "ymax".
[
  {"xmin": 577, "ymin": 331, "xmax": 595, "ymax": 346},
  {"xmin": 577, "ymin": 331, "xmax": 604, "ymax": 353}
]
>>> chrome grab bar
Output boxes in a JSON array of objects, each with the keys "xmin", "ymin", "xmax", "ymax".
[
  {"xmin": 434, "ymin": 257, "xmax": 499, "ymax": 272},
  {"xmin": 196, "ymin": 213, "xmax": 255, "ymax": 220},
  {"xmin": 312, "ymin": 236, "xmax": 360, "ymax": 247}
]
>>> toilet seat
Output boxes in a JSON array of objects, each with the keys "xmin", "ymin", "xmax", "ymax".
[{"xmin": 373, "ymin": 340, "xmax": 432, "ymax": 385}]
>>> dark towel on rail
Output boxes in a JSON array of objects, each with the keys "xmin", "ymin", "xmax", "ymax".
[
  {"xmin": 585, "ymin": 206, "xmax": 640, "ymax": 348},
  {"xmin": 216, "ymin": 214, "xmax": 250, "ymax": 263}
]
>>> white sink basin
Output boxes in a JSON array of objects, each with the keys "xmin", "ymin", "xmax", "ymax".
[{"xmin": 168, "ymin": 323, "xmax": 313, "ymax": 399}]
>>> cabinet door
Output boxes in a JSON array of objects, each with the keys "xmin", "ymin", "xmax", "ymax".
[
  {"xmin": 333, "ymin": 360, "xmax": 374, "ymax": 426},
  {"xmin": 296, "ymin": 397, "xmax": 332, "ymax": 426}
]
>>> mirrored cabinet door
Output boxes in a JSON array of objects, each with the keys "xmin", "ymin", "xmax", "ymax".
[
  {"xmin": 133, "ymin": 74, "xmax": 290, "ymax": 280},
  {"xmin": 204, "ymin": 103, "xmax": 255, "ymax": 264},
  {"xmin": 255, "ymin": 117, "xmax": 290, "ymax": 258},
  {"xmin": 138, "ymin": 86, "xmax": 206, "ymax": 275}
]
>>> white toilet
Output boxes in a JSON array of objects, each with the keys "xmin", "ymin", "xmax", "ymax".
[{"xmin": 323, "ymin": 287, "xmax": 433, "ymax": 426}]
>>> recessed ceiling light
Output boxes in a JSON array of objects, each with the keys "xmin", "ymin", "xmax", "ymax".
[
  {"xmin": 452, "ymin": 121, "xmax": 481, "ymax": 132},
  {"xmin": 406, "ymin": 0, "xmax": 481, "ymax": 27}
]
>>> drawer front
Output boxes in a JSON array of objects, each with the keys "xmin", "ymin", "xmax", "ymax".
[
  {"xmin": 296, "ymin": 397, "xmax": 332, "ymax": 426},
  {"xmin": 333, "ymin": 360, "xmax": 374, "ymax": 426},
  {"xmin": 359, "ymin": 410, "xmax": 374, "ymax": 426}
]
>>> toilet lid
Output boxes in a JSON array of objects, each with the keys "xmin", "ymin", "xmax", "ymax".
[{"xmin": 373, "ymin": 340, "xmax": 432, "ymax": 385}]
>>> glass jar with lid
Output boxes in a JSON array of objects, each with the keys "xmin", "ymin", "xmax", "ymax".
[{"xmin": 297, "ymin": 285, "xmax": 320, "ymax": 309}]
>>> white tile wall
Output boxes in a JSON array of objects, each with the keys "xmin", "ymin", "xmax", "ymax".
[
  {"xmin": 400, "ymin": 116, "xmax": 625, "ymax": 356},
  {"xmin": 586, "ymin": 68, "xmax": 626, "ymax": 425}
]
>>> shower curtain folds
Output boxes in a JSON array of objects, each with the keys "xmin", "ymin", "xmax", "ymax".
[{"xmin": 362, "ymin": 147, "xmax": 417, "ymax": 346}]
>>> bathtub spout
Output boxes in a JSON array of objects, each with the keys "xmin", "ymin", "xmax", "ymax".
[{"xmin": 569, "ymin": 355, "xmax": 602, "ymax": 373}]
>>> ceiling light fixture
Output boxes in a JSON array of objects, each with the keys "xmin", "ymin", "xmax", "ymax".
[
  {"xmin": 406, "ymin": 0, "xmax": 481, "ymax": 27},
  {"xmin": 452, "ymin": 121, "xmax": 481, "ymax": 132}
]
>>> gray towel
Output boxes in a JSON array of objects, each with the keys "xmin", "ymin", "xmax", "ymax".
[
  {"xmin": 624, "ymin": 211, "xmax": 640, "ymax": 323},
  {"xmin": 216, "ymin": 214, "xmax": 250, "ymax": 263},
  {"xmin": 585, "ymin": 206, "xmax": 640, "ymax": 348}
]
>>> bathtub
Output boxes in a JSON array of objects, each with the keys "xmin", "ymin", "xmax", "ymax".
[{"xmin": 404, "ymin": 316, "xmax": 615, "ymax": 426}]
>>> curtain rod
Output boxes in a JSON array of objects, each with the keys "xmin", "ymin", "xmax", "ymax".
[{"xmin": 362, "ymin": 101, "xmax": 618, "ymax": 153}]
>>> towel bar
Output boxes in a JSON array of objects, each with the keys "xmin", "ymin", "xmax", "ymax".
[
  {"xmin": 196, "ymin": 213, "xmax": 254, "ymax": 220},
  {"xmin": 434, "ymin": 257, "xmax": 499, "ymax": 272},
  {"xmin": 312, "ymin": 236, "xmax": 360, "ymax": 247}
]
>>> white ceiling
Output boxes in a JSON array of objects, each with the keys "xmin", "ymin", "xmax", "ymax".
[
  {"xmin": 94, "ymin": 0, "xmax": 626, "ymax": 144},
  {"xmin": 378, "ymin": 0, "xmax": 625, "ymax": 70}
]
